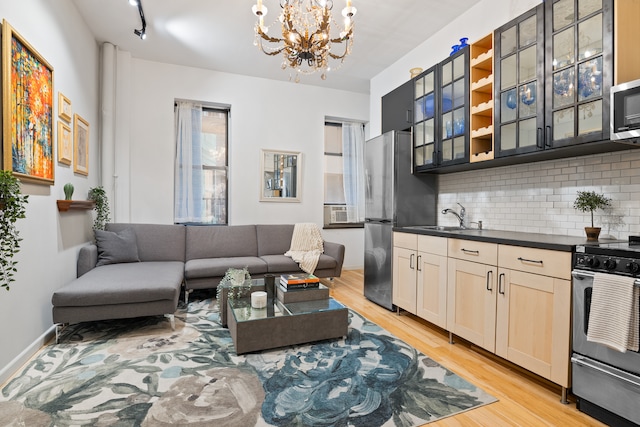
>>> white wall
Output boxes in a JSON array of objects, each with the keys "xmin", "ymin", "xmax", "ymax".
[
  {"xmin": 0, "ymin": 0, "xmax": 100, "ymax": 377},
  {"xmin": 123, "ymin": 59, "xmax": 369, "ymax": 269}
]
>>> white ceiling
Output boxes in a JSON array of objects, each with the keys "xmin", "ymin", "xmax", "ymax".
[{"xmin": 71, "ymin": 0, "xmax": 481, "ymax": 94}]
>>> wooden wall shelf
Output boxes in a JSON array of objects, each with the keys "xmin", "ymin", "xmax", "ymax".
[{"xmin": 57, "ymin": 200, "xmax": 95, "ymax": 212}]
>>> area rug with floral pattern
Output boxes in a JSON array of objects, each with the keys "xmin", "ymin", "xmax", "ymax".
[{"xmin": 1, "ymin": 296, "xmax": 496, "ymax": 426}]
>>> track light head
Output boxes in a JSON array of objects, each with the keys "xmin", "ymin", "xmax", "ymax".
[{"xmin": 134, "ymin": 29, "xmax": 146, "ymax": 40}]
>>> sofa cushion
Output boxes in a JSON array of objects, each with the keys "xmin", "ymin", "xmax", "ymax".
[
  {"xmin": 95, "ymin": 228, "xmax": 140, "ymax": 267},
  {"xmin": 107, "ymin": 223, "xmax": 186, "ymax": 262},
  {"xmin": 186, "ymin": 225, "xmax": 258, "ymax": 260},
  {"xmin": 185, "ymin": 257, "xmax": 268, "ymax": 279},
  {"xmin": 52, "ymin": 261, "xmax": 184, "ymax": 306},
  {"xmin": 256, "ymin": 224, "xmax": 295, "ymax": 256},
  {"xmin": 261, "ymin": 254, "xmax": 337, "ymax": 273}
]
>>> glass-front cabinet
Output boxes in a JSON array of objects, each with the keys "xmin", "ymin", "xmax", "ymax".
[
  {"xmin": 545, "ymin": 0, "xmax": 612, "ymax": 147},
  {"xmin": 414, "ymin": 47, "xmax": 469, "ymax": 171},
  {"xmin": 440, "ymin": 48, "xmax": 470, "ymax": 165},
  {"xmin": 494, "ymin": 0, "xmax": 612, "ymax": 157},
  {"xmin": 413, "ymin": 65, "xmax": 437, "ymax": 168},
  {"xmin": 495, "ymin": 5, "xmax": 545, "ymax": 156}
]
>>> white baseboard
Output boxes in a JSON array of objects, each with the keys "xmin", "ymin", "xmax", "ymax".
[{"xmin": 0, "ymin": 325, "xmax": 56, "ymax": 386}]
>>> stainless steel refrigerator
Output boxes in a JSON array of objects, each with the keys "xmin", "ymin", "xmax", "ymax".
[{"xmin": 364, "ymin": 130, "xmax": 437, "ymax": 310}]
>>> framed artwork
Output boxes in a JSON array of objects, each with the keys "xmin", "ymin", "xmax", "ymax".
[
  {"xmin": 58, "ymin": 92, "xmax": 71, "ymax": 122},
  {"xmin": 73, "ymin": 114, "xmax": 89, "ymax": 176},
  {"xmin": 260, "ymin": 149, "xmax": 301, "ymax": 202},
  {"xmin": 57, "ymin": 121, "xmax": 72, "ymax": 165},
  {"xmin": 2, "ymin": 19, "xmax": 55, "ymax": 185}
]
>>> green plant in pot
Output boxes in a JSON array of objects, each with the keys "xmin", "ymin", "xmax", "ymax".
[
  {"xmin": 573, "ymin": 190, "xmax": 611, "ymax": 241},
  {"xmin": 0, "ymin": 170, "xmax": 29, "ymax": 292},
  {"xmin": 88, "ymin": 186, "xmax": 111, "ymax": 231}
]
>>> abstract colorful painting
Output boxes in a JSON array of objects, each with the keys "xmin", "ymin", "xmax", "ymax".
[{"xmin": 2, "ymin": 19, "xmax": 55, "ymax": 185}]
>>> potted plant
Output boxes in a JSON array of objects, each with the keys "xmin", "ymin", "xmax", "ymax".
[
  {"xmin": 88, "ymin": 186, "xmax": 111, "ymax": 231},
  {"xmin": 0, "ymin": 171, "xmax": 29, "ymax": 292},
  {"xmin": 573, "ymin": 190, "xmax": 611, "ymax": 241}
]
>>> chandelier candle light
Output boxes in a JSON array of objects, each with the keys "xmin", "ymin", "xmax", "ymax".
[{"xmin": 252, "ymin": 0, "xmax": 356, "ymax": 82}]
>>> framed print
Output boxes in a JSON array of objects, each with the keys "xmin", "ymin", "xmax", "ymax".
[
  {"xmin": 260, "ymin": 149, "xmax": 301, "ymax": 202},
  {"xmin": 57, "ymin": 121, "xmax": 72, "ymax": 165},
  {"xmin": 58, "ymin": 92, "xmax": 71, "ymax": 122},
  {"xmin": 2, "ymin": 19, "xmax": 55, "ymax": 185},
  {"xmin": 73, "ymin": 114, "xmax": 89, "ymax": 176}
]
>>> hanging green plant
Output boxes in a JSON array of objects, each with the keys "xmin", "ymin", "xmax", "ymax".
[
  {"xmin": 0, "ymin": 170, "xmax": 29, "ymax": 292},
  {"xmin": 88, "ymin": 186, "xmax": 111, "ymax": 231}
]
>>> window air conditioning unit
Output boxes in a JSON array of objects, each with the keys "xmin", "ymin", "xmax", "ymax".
[{"xmin": 330, "ymin": 206, "xmax": 352, "ymax": 224}]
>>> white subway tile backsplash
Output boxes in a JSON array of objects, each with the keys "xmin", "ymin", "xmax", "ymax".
[{"xmin": 437, "ymin": 148, "xmax": 640, "ymax": 239}]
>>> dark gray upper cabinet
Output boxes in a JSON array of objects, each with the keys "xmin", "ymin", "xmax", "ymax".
[
  {"xmin": 544, "ymin": 0, "xmax": 612, "ymax": 148},
  {"xmin": 414, "ymin": 47, "xmax": 470, "ymax": 171},
  {"xmin": 495, "ymin": 0, "xmax": 612, "ymax": 158},
  {"xmin": 382, "ymin": 79, "xmax": 413, "ymax": 133}
]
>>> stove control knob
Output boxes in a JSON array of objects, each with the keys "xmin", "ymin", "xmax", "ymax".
[
  {"xmin": 604, "ymin": 258, "xmax": 617, "ymax": 270},
  {"xmin": 626, "ymin": 262, "xmax": 640, "ymax": 274},
  {"xmin": 586, "ymin": 257, "xmax": 600, "ymax": 268}
]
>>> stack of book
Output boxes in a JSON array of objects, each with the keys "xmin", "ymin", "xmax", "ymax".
[
  {"xmin": 277, "ymin": 274, "xmax": 329, "ymax": 303},
  {"xmin": 279, "ymin": 273, "xmax": 320, "ymax": 289}
]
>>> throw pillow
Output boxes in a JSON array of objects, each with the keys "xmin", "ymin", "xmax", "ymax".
[{"xmin": 95, "ymin": 228, "xmax": 140, "ymax": 266}]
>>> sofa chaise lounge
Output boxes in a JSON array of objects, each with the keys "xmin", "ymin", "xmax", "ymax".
[{"xmin": 51, "ymin": 223, "xmax": 345, "ymax": 341}]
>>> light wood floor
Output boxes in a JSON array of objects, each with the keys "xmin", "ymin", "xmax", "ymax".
[{"xmin": 326, "ymin": 270, "xmax": 605, "ymax": 427}]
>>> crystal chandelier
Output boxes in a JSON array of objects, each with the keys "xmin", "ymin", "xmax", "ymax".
[{"xmin": 252, "ymin": 0, "xmax": 357, "ymax": 82}]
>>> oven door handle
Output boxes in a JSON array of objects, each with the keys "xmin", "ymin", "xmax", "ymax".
[
  {"xmin": 572, "ymin": 354, "xmax": 640, "ymax": 388},
  {"xmin": 572, "ymin": 270, "xmax": 595, "ymax": 280},
  {"xmin": 572, "ymin": 270, "xmax": 640, "ymax": 286}
]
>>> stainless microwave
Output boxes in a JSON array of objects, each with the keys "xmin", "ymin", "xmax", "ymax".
[{"xmin": 610, "ymin": 78, "xmax": 640, "ymax": 144}]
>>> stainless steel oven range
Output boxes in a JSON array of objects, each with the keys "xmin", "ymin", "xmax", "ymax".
[{"xmin": 572, "ymin": 241, "xmax": 640, "ymax": 426}]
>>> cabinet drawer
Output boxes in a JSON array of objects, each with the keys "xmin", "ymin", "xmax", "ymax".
[
  {"xmin": 393, "ymin": 232, "xmax": 417, "ymax": 250},
  {"xmin": 418, "ymin": 235, "xmax": 447, "ymax": 256},
  {"xmin": 448, "ymin": 239, "xmax": 497, "ymax": 265},
  {"xmin": 498, "ymin": 245, "xmax": 571, "ymax": 280}
]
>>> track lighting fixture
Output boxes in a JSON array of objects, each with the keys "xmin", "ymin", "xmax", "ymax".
[{"xmin": 130, "ymin": 0, "xmax": 147, "ymax": 40}]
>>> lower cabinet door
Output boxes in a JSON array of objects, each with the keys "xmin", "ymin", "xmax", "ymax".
[
  {"xmin": 495, "ymin": 268, "xmax": 571, "ymax": 387},
  {"xmin": 447, "ymin": 258, "xmax": 497, "ymax": 352},
  {"xmin": 392, "ymin": 247, "xmax": 417, "ymax": 314},
  {"xmin": 416, "ymin": 252, "xmax": 448, "ymax": 329}
]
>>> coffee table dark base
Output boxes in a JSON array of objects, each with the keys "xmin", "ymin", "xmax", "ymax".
[{"xmin": 227, "ymin": 300, "xmax": 348, "ymax": 354}]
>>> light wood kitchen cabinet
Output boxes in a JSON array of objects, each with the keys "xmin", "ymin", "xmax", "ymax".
[
  {"xmin": 416, "ymin": 235, "xmax": 448, "ymax": 328},
  {"xmin": 446, "ymin": 239, "xmax": 572, "ymax": 389},
  {"xmin": 495, "ymin": 245, "xmax": 572, "ymax": 388},
  {"xmin": 447, "ymin": 239, "xmax": 498, "ymax": 352},
  {"xmin": 392, "ymin": 232, "xmax": 418, "ymax": 314},
  {"xmin": 393, "ymin": 232, "xmax": 448, "ymax": 329}
]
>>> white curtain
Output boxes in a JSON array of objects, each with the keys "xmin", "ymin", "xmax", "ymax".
[
  {"xmin": 342, "ymin": 122, "xmax": 365, "ymax": 223},
  {"xmin": 174, "ymin": 102, "xmax": 204, "ymax": 223}
]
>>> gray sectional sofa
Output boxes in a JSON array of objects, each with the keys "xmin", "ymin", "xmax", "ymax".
[{"xmin": 51, "ymin": 223, "xmax": 345, "ymax": 340}]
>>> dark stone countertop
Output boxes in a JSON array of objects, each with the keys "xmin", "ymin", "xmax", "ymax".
[{"xmin": 393, "ymin": 226, "xmax": 623, "ymax": 252}]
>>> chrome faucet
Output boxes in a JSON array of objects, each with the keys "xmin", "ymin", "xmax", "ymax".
[{"xmin": 441, "ymin": 203, "xmax": 466, "ymax": 228}]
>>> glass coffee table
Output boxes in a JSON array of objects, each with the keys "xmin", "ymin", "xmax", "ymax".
[{"xmin": 226, "ymin": 295, "xmax": 348, "ymax": 354}]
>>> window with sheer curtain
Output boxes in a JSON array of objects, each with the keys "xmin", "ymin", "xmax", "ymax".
[
  {"xmin": 324, "ymin": 121, "xmax": 365, "ymax": 224},
  {"xmin": 174, "ymin": 102, "xmax": 229, "ymax": 224}
]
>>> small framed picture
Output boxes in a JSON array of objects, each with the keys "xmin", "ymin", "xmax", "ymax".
[
  {"xmin": 58, "ymin": 92, "xmax": 72, "ymax": 122},
  {"xmin": 57, "ymin": 121, "xmax": 72, "ymax": 165},
  {"xmin": 73, "ymin": 114, "xmax": 89, "ymax": 176}
]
